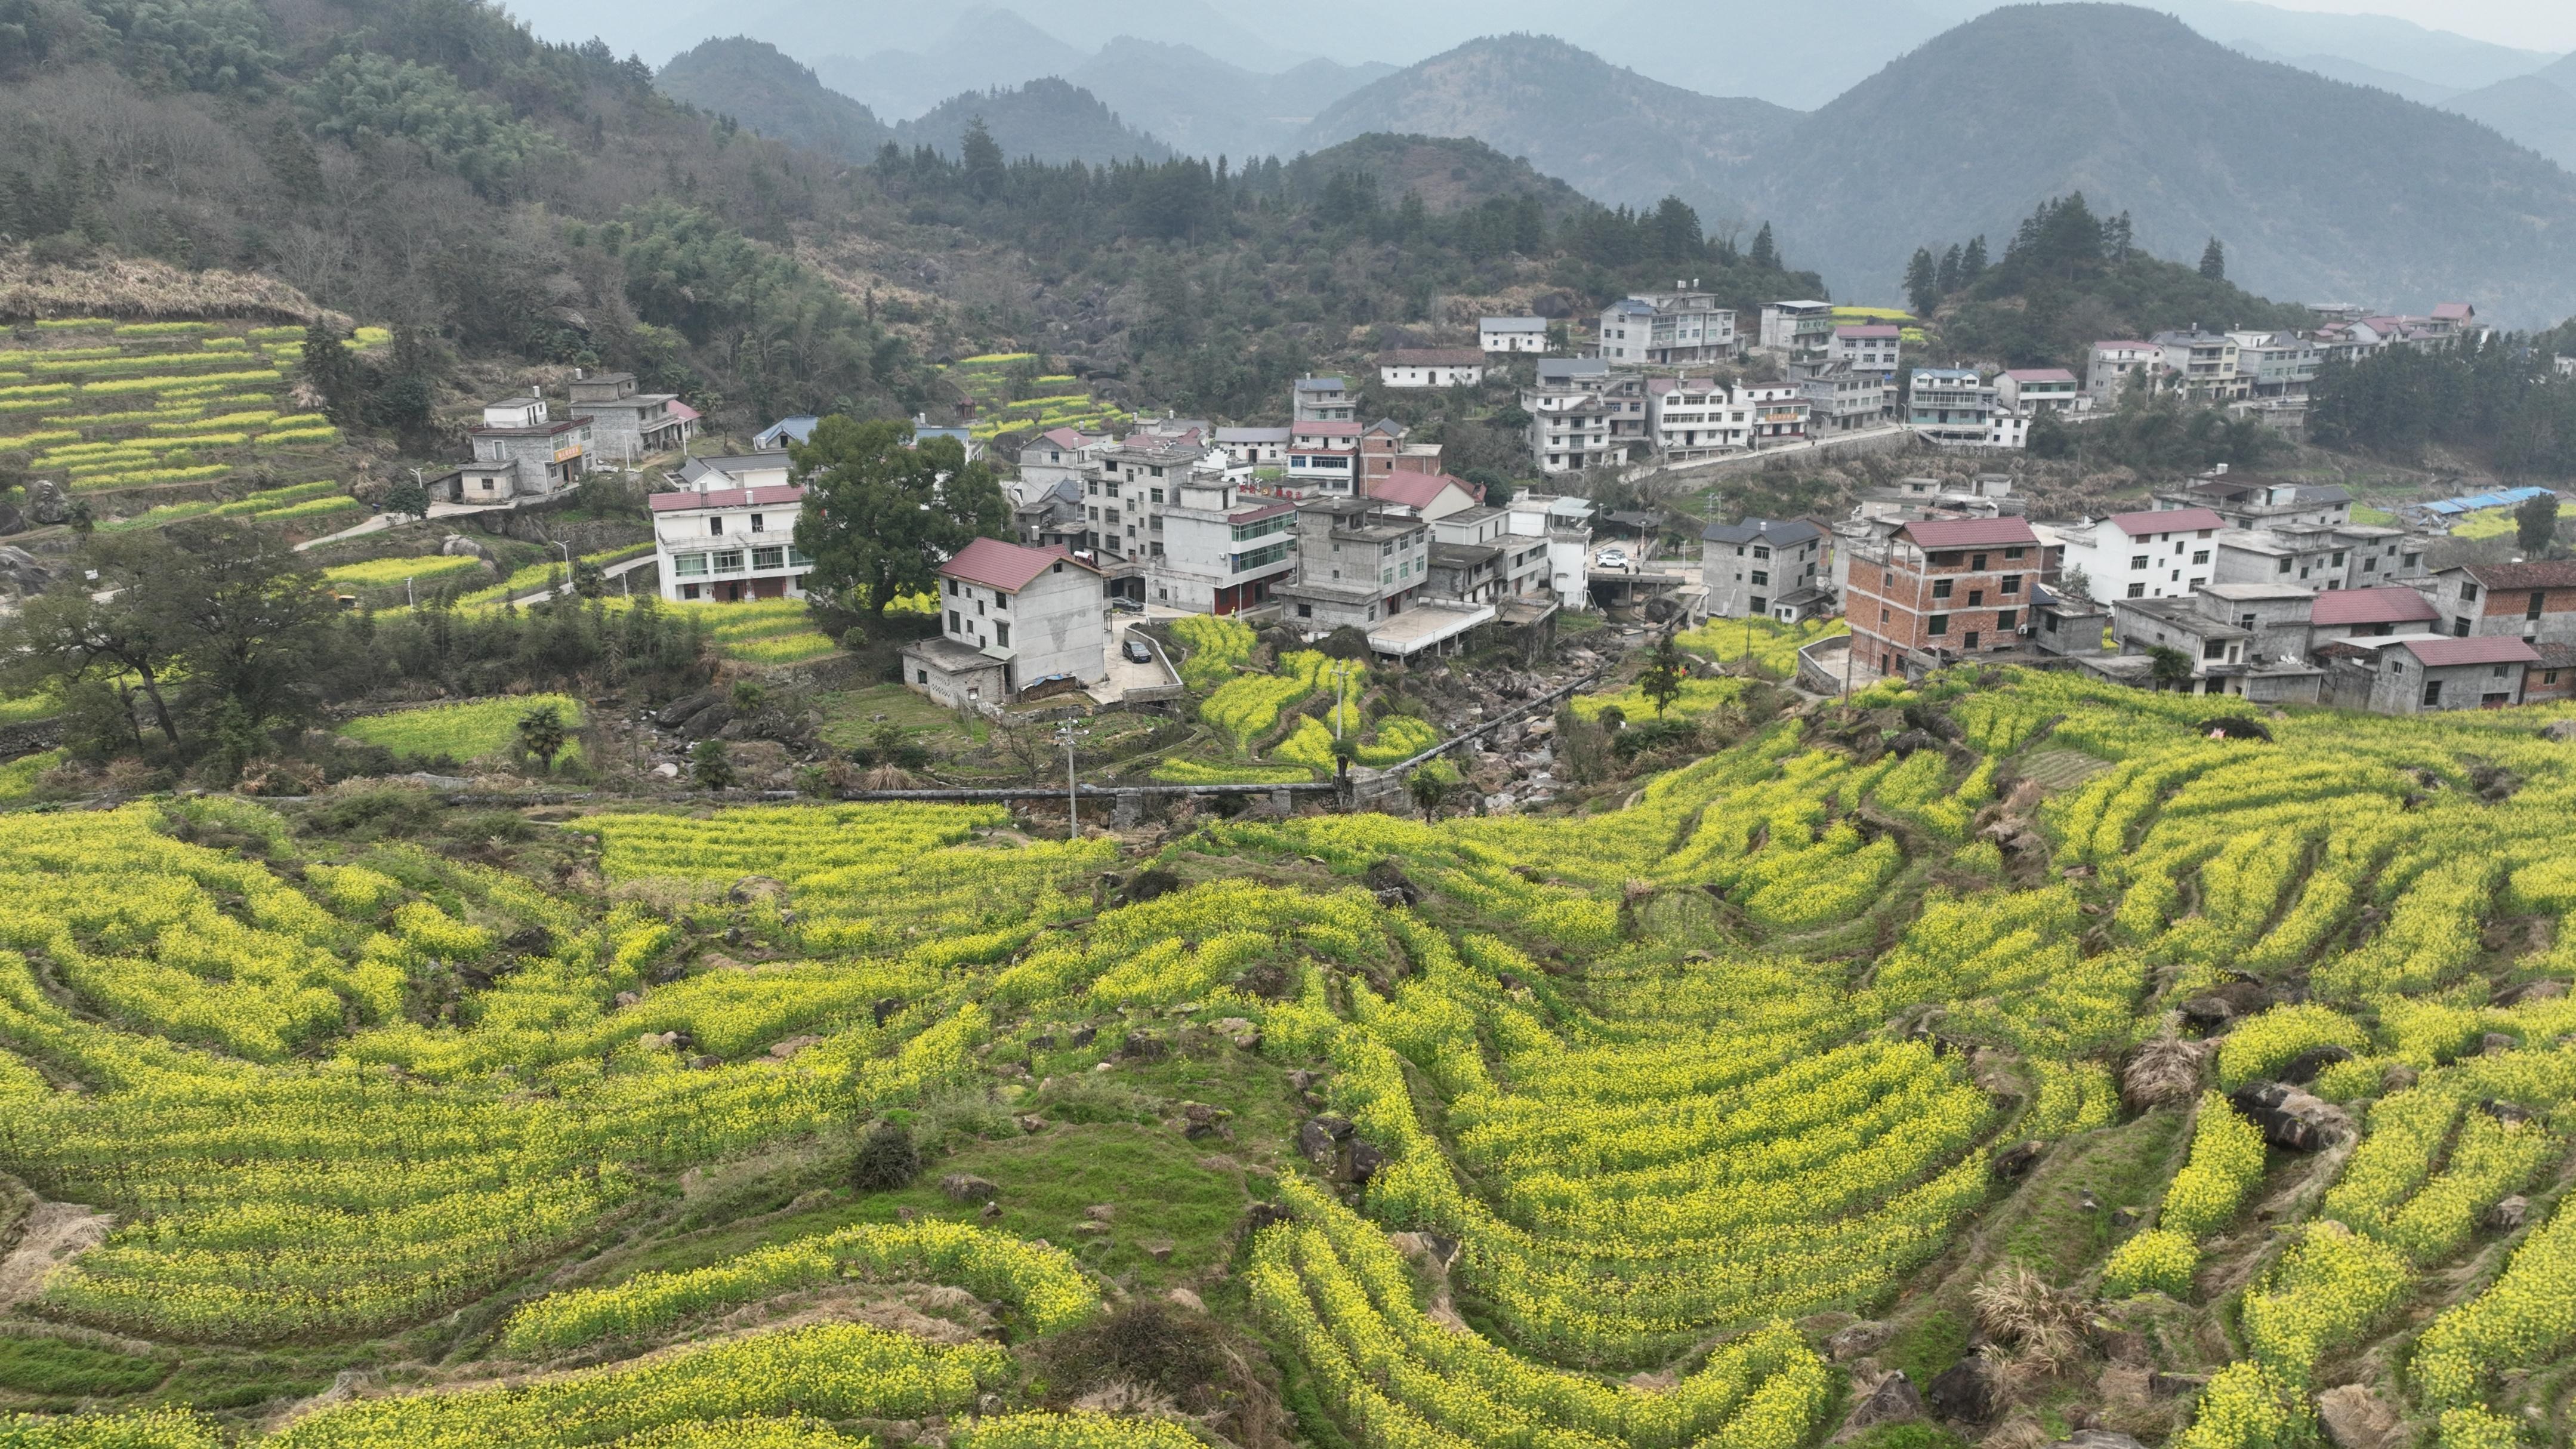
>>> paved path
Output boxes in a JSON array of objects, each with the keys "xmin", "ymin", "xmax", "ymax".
[
  {"xmin": 293, "ymin": 512, "xmax": 394, "ymax": 551},
  {"xmin": 505, "ymin": 553, "xmax": 655, "ymax": 606}
]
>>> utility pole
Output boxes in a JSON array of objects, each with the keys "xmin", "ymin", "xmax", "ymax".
[
  {"xmin": 1332, "ymin": 662, "xmax": 1352, "ymax": 738},
  {"xmin": 1056, "ymin": 717, "xmax": 1091, "ymax": 833}
]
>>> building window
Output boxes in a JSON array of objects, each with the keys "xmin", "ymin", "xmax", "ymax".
[
  {"xmin": 1932, "ymin": 579, "xmax": 1952, "ymax": 600},
  {"xmin": 2423, "ymin": 680, "xmax": 2444, "ymax": 707},
  {"xmin": 2276, "ymin": 557, "xmax": 2292, "ymax": 574},
  {"xmin": 2130, "ymin": 554, "xmax": 2149, "ymax": 570},
  {"xmin": 994, "ymin": 622, "xmax": 1010, "ymax": 647},
  {"xmin": 948, "ymin": 610, "xmax": 961, "ymax": 633},
  {"xmin": 672, "ymin": 553, "xmax": 708, "ymax": 577},
  {"xmin": 749, "ymin": 513, "xmax": 764, "ymax": 532},
  {"xmin": 2191, "ymin": 550, "xmax": 2210, "ymax": 565},
  {"xmin": 1997, "ymin": 609, "xmax": 2017, "ymax": 631},
  {"xmin": 917, "ymin": 669, "xmax": 928, "ymax": 685},
  {"xmin": 681, "ymin": 583, "xmax": 700, "ymax": 600},
  {"xmin": 2127, "ymin": 582, "xmax": 2146, "ymax": 599},
  {"xmin": 948, "ymin": 579, "xmax": 959, "ymax": 596},
  {"xmin": 2455, "ymin": 618, "xmax": 2472, "ymax": 638},
  {"xmin": 708, "ymin": 517, "xmax": 724, "ymax": 535},
  {"xmin": 2001, "ymin": 574, "xmax": 2022, "ymax": 595},
  {"xmin": 712, "ymin": 551, "xmax": 743, "ymax": 574},
  {"xmin": 1970, "ymin": 553, "xmax": 1988, "ymax": 571},
  {"xmin": 1751, "ymin": 571, "xmax": 1769, "ymax": 586},
  {"xmin": 1927, "ymin": 613, "xmax": 1949, "ymax": 637},
  {"xmin": 752, "ymin": 547, "xmax": 784, "ymax": 571}
]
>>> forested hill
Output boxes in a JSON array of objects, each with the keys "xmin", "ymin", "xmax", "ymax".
[
  {"xmin": 0, "ymin": 0, "xmax": 942, "ymax": 427},
  {"xmin": 1747, "ymin": 4, "xmax": 2576, "ymax": 319},
  {"xmin": 0, "ymin": 0, "xmax": 1844, "ymax": 447},
  {"xmin": 894, "ymin": 78, "xmax": 1174, "ymax": 167},
  {"xmin": 656, "ymin": 36, "xmax": 895, "ymax": 163},
  {"xmin": 1905, "ymin": 195, "xmax": 2318, "ymax": 369}
]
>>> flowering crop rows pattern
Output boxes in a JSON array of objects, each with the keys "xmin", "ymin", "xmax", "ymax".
[{"xmin": 5, "ymin": 668, "xmax": 2576, "ymax": 1447}]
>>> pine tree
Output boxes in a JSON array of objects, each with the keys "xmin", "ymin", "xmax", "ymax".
[
  {"xmin": 1960, "ymin": 236, "xmax": 1988, "ymax": 286},
  {"xmin": 961, "ymin": 116, "xmax": 1004, "ymax": 201},
  {"xmin": 1904, "ymin": 248, "xmax": 1939, "ymax": 316},
  {"xmin": 2199, "ymin": 237, "xmax": 2226, "ymax": 280},
  {"xmin": 1936, "ymin": 245, "xmax": 1961, "ymax": 295},
  {"xmin": 2110, "ymin": 211, "xmax": 2135, "ymax": 261},
  {"xmin": 1748, "ymin": 221, "xmax": 1778, "ymax": 270}
]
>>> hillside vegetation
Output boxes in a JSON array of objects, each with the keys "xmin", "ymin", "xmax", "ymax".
[{"xmin": 2, "ymin": 670, "xmax": 2575, "ymax": 1449}]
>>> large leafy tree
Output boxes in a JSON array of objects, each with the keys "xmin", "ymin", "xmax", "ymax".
[
  {"xmin": 791, "ymin": 417, "xmax": 1010, "ymax": 617},
  {"xmin": 110, "ymin": 520, "xmax": 340, "ymax": 732}
]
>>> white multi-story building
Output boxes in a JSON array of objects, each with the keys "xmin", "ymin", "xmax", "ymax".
[
  {"xmin": 1150, "ymin": 472, "xmax": 1299, "ymax": 615},
  {"xmin": 1995, "ymin": 368, "xmax": 2084, "ymax": 417},
  {"xmin": 2153, "ymin": 330, "xmax": 2246, "ymax": 401},
  {"xmin": 1507, "ymin": 489, "xmax": 1596, "ymax": 602},
  {"xmin": 1758, "ymin": 301, "xmax": 1835, "ymax": 363},
  {"xmin": 1830, "ymin": 323, "xmax": 1901, "ymax": 375},
  {"xmin": 1905, "ymin": 369, "xmax": 1995, "ymax": 446},
  {"xmin": 1800, "ymin": 365, "xmax": 1890, "ymax": 435},
  {"xmin": 2087, "ymin": 341, "xmax": 2165, "ymax": 400},
  {"xmin": 1292, "ymin": 375, "xmax": 1355, "ymax": 423},
  {"xmin": 2054, "ymin": 506, "xmax": 2229, "ymax": 603},
  {"xmin": 649, "ymin": 452, "xmax": 810, "ymax": 604},
  {"xmin": 1479, "ymin": 316, "xmax": 1549, "ymax": 353},
  {"xmin": 1599, "ymin": 292, "xmax": 1736, "ymax": 366},
  {"xmin": 2229, "ymin": 332, "xmax": 2323, "ymax": 397},
  {"xmin": 1525, "ymin": 358, "xmax": 1625, "ymax": 475},
  {"xmin": 903, "ymin": 538, "xmax": 1107, "ymax": 708},
  {"xmin": 1285, "ymin": 420, "xmax": 1362, "ymax": 495}
]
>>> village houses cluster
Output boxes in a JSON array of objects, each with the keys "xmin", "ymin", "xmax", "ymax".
[{"xmin": 431, "ymin": 282, "xmax": 2550, "ymax": 722}]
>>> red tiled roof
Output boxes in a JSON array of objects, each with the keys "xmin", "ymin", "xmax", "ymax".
[
  {"xmin": 667, "ymin": 400, "xmax": 702, "ymax": 421},
  {"xmin": 2108, "ymin": 507, "xmax": 2225, "ymax": 537},
  {"xmin": 940, "ymin": 537, "xmax": 1097, "ymax": 593},
  {"xmin": 648, "ymin": 485, "xmax": 804, "ymax": 511},
  {"xmin": 1835, "ymin": 324, "xmax": 1901, "ymax": 338},
  {"xmin": 1899, "ymin": 517, "xmax": 2039, "ymax": 549},
  {"xmin": 1036, "ymin": 426, "xmax": 1086, "ymax": 448},
  {"xmin": 2461, "ymin": 559, "xmax": 2576, "ymax": 591},
  {"xmin": 2313, "ymin": 587, "xmax": 2438, "ymax": 627},
  {"xmin": 2401, "ymin": 636, "xmax": 2541, "ymax": 667},
  {"xmin": 2432, "ymin": 302, "xmax": 2473, "ymax": 320},
  {"xmin": 1294, "ymin": 420, "xmax": 1363, "ymax": 437},
  {"xmin": 1369, "ymin": 471, "xmax": 1478, "ymax": 510}
]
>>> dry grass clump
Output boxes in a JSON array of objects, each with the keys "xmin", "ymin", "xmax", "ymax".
[
  {"xmin": 0, "ymin": 248, "xmax": 345, "ymax": 326},
  {"xmin": 2121, "ymin": 1033, "xmax": 2208, "ymax": 1109}
]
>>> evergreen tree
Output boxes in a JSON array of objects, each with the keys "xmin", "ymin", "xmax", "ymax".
[
  {"xmin": 1904, "ymin": 248, "xmax": 1939, "ymax": 316},
  {"xmin": 2516, "ymin": 490, "xmax": 2560, "ymax": 557},
  {"xmin": 2199, "ymin": 237, "xmax": 2226, "ymax": 280},
  {"xmin": 1936, "ymin": 245, "xmax": 1961, "ymax": 295},
  {"xmin": 2109, "ymin": 211, "xmax": 2135, "ymax": 261},
  {"xmin": 1959, "ymin": 236, "xmax": 1988, "ymax": 285},
  {"xmin": 960, "ymin": 117, "xmax": 1004, "ymax": 201},
  {"xmin": 1748, "ymin": 221, "xmax": 1778, "ymax": 270}
]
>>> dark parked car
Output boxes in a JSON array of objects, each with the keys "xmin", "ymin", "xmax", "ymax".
[{"xmin": 1122, "ymin": 636, "xmax": 1154, "ymax": 664}]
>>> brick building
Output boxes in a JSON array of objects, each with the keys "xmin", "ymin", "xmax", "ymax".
[
  {"xmin": 2418, "ymin": 560, "xmax": 2576, "ymax": 643},
  {"xmin": 1846, "ymin": 516, "xmax": 2041, "ymax": 678}
]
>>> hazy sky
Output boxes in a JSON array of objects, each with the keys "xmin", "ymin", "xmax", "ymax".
[{"xmin": 2255, "ymin": 0, "xmax": 2576, "ymax": 50}]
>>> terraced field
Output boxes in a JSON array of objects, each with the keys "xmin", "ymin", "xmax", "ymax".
[
  {"xmin": 1, "ymin": 320, "xmax": 370, "ymax": 513},
  {"xmin": 4, "ymin": 671, "xmax": 2576, "ymax": 1449}
]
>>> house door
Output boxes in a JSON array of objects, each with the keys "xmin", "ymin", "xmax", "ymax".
[{"xmin": 721, "ymin": 582, "xmax": 744, "ymax": 602}]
